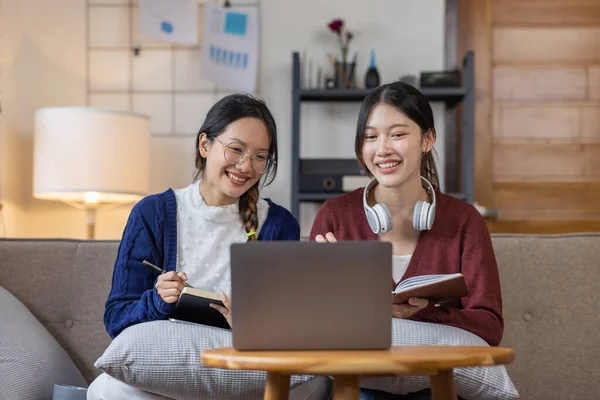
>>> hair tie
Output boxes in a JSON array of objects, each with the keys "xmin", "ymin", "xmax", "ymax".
[{"xmin": 246, "ymin": 231, "xmax": 257, "ymax": 238}]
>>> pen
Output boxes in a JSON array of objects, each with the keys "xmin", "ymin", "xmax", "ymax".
[{"xmin": 142, "ymin": 260, "xmax": 194, "ymax": 288}]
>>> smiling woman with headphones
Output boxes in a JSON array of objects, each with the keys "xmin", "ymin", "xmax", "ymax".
[{"xmin": 309, "ymin": 82, "xmax": 503, "ymax": 350}]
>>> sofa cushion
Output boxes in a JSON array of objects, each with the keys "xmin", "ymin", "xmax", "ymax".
[
  {"xmin": 94, "ymin": 320, "xmax": 315, "ymax": 399},
  {"xmin": 95, "ymin": 319, "xmax": 517, "ymax": 400},
  {"xmin": 492, "ymin": 233, "xmax": 600, "ymax": 400},
  {"xmin": 0, "ymin": 285, "xmax": 87, "ymax": 399},
  {"xmin": 0, "ymin": 239, "xmax": 116, "ymax": 383},
  {"xmin": 360, "ymin": 319, "xmax": 519, "ymax": 400}
]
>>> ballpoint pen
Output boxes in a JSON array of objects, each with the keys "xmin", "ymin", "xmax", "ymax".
[{"xmin": 143, "ymin": 260, "xmax": 194, "ymax": 288}]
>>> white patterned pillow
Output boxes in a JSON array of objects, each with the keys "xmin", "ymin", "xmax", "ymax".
[
  {"xmin": 94, "ymin": 320, "xmax": 315, "ymax": 400},
  {"xmin": 360, "ymin": 319, "xmax": 519, "ymax": 400}
]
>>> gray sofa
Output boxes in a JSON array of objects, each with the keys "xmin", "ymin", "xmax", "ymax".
[{"xmin": 1, "ymin": 234, "xmax": 599, "ymax": 399}]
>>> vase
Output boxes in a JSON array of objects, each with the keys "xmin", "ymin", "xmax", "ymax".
[{"xmin": 334, "ymin": 60, "xmax": 356, "ymax": 89}]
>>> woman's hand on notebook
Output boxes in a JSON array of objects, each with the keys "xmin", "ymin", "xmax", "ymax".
[
  {"xmin": 210, "ymin": 292, "xmax": 233, "ymax": 328},
  {"xmin": 314, "ymin": 232, "xmax": 337, "ymax": 242},
  {"xmin": 392, "ymin": 297, "xmax": 429, "ymax": 319},
  {"xmin": 155, "ymin": 271, "xmax": 189, "ymax": 303}
]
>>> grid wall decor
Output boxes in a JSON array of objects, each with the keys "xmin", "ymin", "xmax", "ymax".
[{"xmin": 85, "ymin": 0, "xmax": 260, "ymax": 137}]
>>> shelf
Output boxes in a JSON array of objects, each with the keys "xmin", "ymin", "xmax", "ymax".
[
  {"xmin": 298, "ymin": 192, "xmax": 341, "ymax": 201},
  {"xmin": 298, "ymin": 191, "xmax": 467, "ymax": 202},
  {"xmin": 298, "ymin": 89, "xmax": 372, "ymax": 102},
  {"xmin": 300, "ymin": 158, "xmax": 365, "ymax": 175},
  {"xmin": 481, "ymin": 209, "xmax": 500, "ymax": 219},
  {"xmin": 297, "ymin": 87, "xmax": 465, "ymax": 106},
  {"xmin": 420, "ymin": 87, "xmax": 466, "ymax": 105}
]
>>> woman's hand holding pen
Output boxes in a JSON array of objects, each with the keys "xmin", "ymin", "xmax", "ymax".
[
  {"xmin": 210, "ymin": 293, "xmax": 233, "ymax": 328},
  {"xmin": 155, "ymin": 271, "xmax": 189, "ymax": 303}
]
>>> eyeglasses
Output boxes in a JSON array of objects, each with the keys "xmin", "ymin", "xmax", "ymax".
[{"xmin": 212, "ymin": 137, "xmax": 275, "ymax": 174}]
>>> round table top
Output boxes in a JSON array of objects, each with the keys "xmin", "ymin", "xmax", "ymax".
[{"xmin": 201, "ymin": 346, "xmax": 515, "ymax": 375}]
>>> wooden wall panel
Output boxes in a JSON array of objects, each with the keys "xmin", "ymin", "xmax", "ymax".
[
  {"xmin": 495, "ymin": 105, "xmax": 600, "ymax": 143},
  {"xmin": 582, "ymin": 106, "xmax": 600, "ymax": 142},
  {"xmin": 493, "ymin": 144, "xmax": 600, "ymax": 182},
  {"xmin": 585, "ymin": 145, "xmax": 600, "ymax": 175},
  {"xmin": 494, "ymin": 182, "xmax": 600, "ymax": 220},
  {"xmin": 488, "ymin": 219, "xmax": 600, "ymax": 234},
  {"xmin": 493, "ymin": 28, "xmax": 600, "ymax": 65},
  {"xmin": 493, "ymin": 105, "xmax": 580, "ymax": 142},
  {"xmin": 460, "ymin": 0, "xmax": 600, "ymax": 232},
  {"xmin": 493, "ymin": 68, "xmax": 587, "ymax": 101},
  {"xmin": 589, "ymin": 67, "xmax": 600, "ymax": 100},
  {"xmin": 493, "ymin": 0, "xmax": 600, "ymax": 27}
]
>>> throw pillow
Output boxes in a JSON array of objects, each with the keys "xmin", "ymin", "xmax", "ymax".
[
  {"xmin": 360, "ymin": 319, "xmax": 519, "ymax": 400},
  {"xmin": 94, "ymin": 320, "xmax": 316, "ymax": 400},
  {"xmin": 0, "ymin": 286, "xmax": 88, "ymax": 399}
]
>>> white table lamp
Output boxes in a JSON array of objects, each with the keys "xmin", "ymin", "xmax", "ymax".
[{"xmin": 33, "ymin": 107, "xmax": 151, "ymax": 239}]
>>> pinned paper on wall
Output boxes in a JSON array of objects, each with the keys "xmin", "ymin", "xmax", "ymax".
[
  {"xmin": 138, "ymin": 0, "xmax": 198, "ymax": 44},
  {"xmin": 200, "ymin": 2, "xmax": 259, "ymax": 92}
]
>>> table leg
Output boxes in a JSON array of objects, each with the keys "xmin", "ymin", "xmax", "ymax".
[
  {"xmin": 331, "ymin": 375, "xmax": 360, "ymax": 400},
  {"xmin": 430, "ymin": 369, "xmax": 457, "ymax": 400},
  {"xmin": 264, "ymin": 372, "xmax": 290, "ymax": 400}
]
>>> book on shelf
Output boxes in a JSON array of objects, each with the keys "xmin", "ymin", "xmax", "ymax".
[
  {"xmin": 392, "ymin": 273, "xmax": 468, "ymax": 305},
  {"xmin": 168, "ymin": 287, "xmax": 231, "ymax": 330}
]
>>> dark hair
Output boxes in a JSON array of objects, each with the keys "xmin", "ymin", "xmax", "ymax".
[
  {"xmin": 194, "ymin": 93, "xmax": 278, "ymax": 241},
  {"xmin": 354, "ymin": 81, "xmax": 439, "ymax": 188}
]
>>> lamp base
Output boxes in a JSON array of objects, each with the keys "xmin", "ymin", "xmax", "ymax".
[{"xmin": 86, "ymin": 207, "xmax": 97, "ymax": 240}]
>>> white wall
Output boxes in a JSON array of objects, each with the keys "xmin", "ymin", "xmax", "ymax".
[
  {"xmin": 0, "ymin": 0, "xmax": 200, "ymax": 238},
  {"xmin": 0, "ymin": 0, "xmax": 446, "ymax": 239},
  {"xmin": 0, "ymin": 126, "xmax": 26, "ymax": 237},
  {"xmin": 0, "ymin": 0, "xmax": 91, "ymax": 238}
]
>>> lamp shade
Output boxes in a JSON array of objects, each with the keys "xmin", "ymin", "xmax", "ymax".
[{"xmin": 33, "ymin": 107, "xmax": 151, "ymax": 204}]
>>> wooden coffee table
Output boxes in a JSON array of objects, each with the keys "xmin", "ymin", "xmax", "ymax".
[{"xmin": 201, "ymin": 345, "xmax": 515, "ymax": 400}]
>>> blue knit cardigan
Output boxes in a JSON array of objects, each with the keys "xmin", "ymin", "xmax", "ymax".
[{"xmin": 104, "ymin": 188, "xmax": 300, "ymax": 338}]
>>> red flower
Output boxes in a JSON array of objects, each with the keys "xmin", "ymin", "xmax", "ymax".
[
  {"xmin": 326, "ymin": 18, "xmax": 353, "ymax": 64},
  {"xmin": 328, "ymin": 19, "xmax": 344, "ymax": 33}
]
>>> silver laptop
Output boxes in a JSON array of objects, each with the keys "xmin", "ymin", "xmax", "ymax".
[{"xmin": 230, "ymin": 241, "xmax": 392, "ymax": 351}]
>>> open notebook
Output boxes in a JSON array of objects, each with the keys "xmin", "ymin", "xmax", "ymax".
[
  {"xmin": 168, "ymin": 287, "xmax": 230, "ymax": 330},
  {"xmin": 392, "ymin": 273, "xmax": 468, "ymax": 305}
]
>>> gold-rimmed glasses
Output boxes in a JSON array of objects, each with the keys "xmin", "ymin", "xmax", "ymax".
[{"xmin": 212, "ymin": 136, "xmax": 274, "ymax": 174}]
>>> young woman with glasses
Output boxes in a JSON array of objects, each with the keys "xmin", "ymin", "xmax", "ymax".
[
  {"xmin": 87, "ymin": 93, "xmax": 307, "ymax": 398},
  {"xmin": 101, "ymin": 93, "xmax": 298, "ymax": 338}
]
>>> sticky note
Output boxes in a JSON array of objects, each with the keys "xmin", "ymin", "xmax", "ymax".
[{"xmin": 224, "ymin": 12, "xmax": 247, "ymax": 36}]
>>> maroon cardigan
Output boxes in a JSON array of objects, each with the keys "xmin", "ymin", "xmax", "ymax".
[{"xmin": 309, "ymin": 187, "xmax": 504, "ymax": 346}]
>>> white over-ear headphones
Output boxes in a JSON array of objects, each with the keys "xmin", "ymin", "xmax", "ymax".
[{"xmin": 363, "ymin": 176, "xmax": 437, "ymax": 234}]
